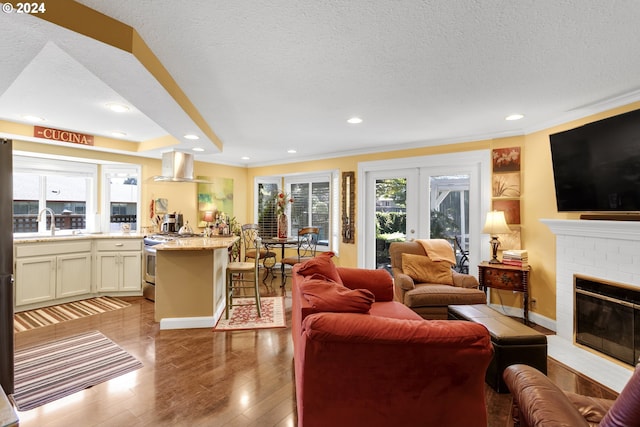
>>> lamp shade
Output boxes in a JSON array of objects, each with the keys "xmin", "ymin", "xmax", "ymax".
[
  {"xmin": 203, "ymin": 211, "xmax": 215, "ymax": 223},
  {"xmin": 482, "ymin": 211, "xmax": 511, "ymax": 235}
]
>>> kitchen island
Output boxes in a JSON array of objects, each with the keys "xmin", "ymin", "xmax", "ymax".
[{"xmin": 154, "ymin": 236, "xmax": 238, "ymax": 330}]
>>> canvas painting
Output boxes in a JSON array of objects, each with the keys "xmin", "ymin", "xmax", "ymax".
[
  {"xmin": 492, "ymin": 147, "xmax": 521, "ymax": 173},
  {"xmin": 492, "ymin": 172, "xmax": 521, "ymax": 198},
  {"xmin": 197, "ymin": 177, "xmax": 234, "ymax": 227},
  {"xmin": 498, "ymin": 225, "xmax": 522, "ymax": 250},
  {"xmin": 492, "ymin": 199, "xmax": 521, "ymax": 225}
]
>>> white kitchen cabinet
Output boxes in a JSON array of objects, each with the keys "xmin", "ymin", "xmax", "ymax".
[
  {"xmin": 15, "ymin": 256, "xmax": 56, "ymax": 305},
  {"xmin": 15, "ymin": 240, "xmax": 92, "ymax": 307},
  {"xmin": 57, "ymin": 253, "xmax": 93, "ymax": 298},
  {"xmin": 96, "ymin": 239, "xmax": 142, "ymax": 292}
]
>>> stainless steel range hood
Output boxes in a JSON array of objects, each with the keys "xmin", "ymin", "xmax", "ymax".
[{"xmin": 153, "ymin": 151, "xmax": 210, "ymax": 183}]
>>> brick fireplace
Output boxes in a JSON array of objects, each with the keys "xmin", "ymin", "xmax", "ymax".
[{"xmin": 542, "ymin": 218, "xmax": 640, "ymax": 391}]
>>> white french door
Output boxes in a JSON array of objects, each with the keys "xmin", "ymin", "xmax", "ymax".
[
  {"xmin": 363, "ymin": 169, "xmax": 418, "ymax": 270},
  {"xmin": 358, "ymin": 150, "xmax": 492, "ymax": 274}
]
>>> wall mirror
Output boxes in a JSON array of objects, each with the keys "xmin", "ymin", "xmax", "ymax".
[{"xmin": 342, "ymin": 171, "xmax": 355, "ymax": 243}]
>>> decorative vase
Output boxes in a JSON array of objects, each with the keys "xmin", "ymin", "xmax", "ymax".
[{"xmin": 277, "ymin": 214, "xmax": 288, "ymax": 238}]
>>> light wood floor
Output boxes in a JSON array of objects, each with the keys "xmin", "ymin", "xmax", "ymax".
[{"xmin": 12, "ymin": 297, "xmax": 617, "ymax": 427}]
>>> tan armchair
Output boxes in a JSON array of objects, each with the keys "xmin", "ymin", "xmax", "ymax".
[{"xmin": 389, "ymin": 240, "xmax": 486, "ymax": 319}]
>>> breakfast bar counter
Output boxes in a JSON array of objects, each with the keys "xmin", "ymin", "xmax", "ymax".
[{"xmin": 154, "ymin": 236, "xmax": 238, "ymax": 329}]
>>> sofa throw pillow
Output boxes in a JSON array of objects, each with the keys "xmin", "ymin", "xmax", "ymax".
[
  {"xmin": 299, "ymin": 273, "xmax": 374, "ymax": 314},
  {"xmin": 401, "ymin": 252, "xmax": 453, "ymax": 285},
  {"xmin": 296, "ymin": 251, "xmax": 343, "ymax": 284}
]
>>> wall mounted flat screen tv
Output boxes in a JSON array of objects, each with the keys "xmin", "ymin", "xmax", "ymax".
[{"xmin": 549, "ymin": 108, "xmax": 640, "ymax": 212}]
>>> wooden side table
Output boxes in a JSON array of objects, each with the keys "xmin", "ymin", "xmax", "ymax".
[{"xmin": 478, "ymin": 262, "xmax": 531, "ymax": 324}]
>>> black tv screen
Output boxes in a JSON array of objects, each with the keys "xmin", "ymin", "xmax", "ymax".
[{"xmin": 549, "ymin": 108, "xmax": 640, "ymax": 212}]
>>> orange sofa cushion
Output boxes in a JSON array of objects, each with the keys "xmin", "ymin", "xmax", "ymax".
[
  {"xmin": 299, "ymin": 273, "xmax": 375, "ymax": 314},
  {"xmin": 336, "ymin": 267, "xmax": 394, "ymax": 302},
  {"xmin": 297, "ymin": 252, "xmax": 343, "ymax": 284}
]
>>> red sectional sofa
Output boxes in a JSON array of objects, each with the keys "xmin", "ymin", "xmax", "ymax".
[{"xmin": 291, "ymin": 253, "xmax": 494, "ymax": 427}]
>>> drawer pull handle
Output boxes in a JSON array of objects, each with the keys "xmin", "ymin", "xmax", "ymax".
[{"xmin": 115, "ymin": 243, "xmax": 124, "ymax": 247}]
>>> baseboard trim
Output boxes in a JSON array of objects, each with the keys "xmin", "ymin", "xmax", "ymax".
[{"xmin": 159, "ymin": 316, "xmax": 215, "ymax": 330}]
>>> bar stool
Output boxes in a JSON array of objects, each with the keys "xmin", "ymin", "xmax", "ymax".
[
  {"xmin": 241, "ymin": 223, "xmax": 276, "ymax": 287},
  {"xmin": 225, "ymin": 237, "xmax": 262, "ymax": 319}
]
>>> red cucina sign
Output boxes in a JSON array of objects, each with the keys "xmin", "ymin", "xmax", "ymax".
[{"xmin": 34, "ymin": 126, "xmax": 94, "ymax": 146}]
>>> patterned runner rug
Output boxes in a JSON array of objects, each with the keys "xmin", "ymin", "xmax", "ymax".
[
  {"xmin": 14, "ymin": 296, "xmax": 131, "ymax": 333},
  {"xmin": 13, "ymin": 330, "xmax": 143, "ymax": 411},
  {"xmin": 213, "ymin": 296, "xmax": 286, "ymax": 331}
]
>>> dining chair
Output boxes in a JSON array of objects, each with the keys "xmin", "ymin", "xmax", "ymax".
[
  {"xmin": 226, "ymin": 237, "xmax": 262, "ymax": 319},
  {"xmin": 281, "ymin": 226, "xmax": 320, "ymax": 274},
  {"xmin": 454, "ymin": 235, "xmax": 469, "ymax": 274},
  {"xmin": 241, "ymin": 223, "xmax": 276, "ymax": 286}
]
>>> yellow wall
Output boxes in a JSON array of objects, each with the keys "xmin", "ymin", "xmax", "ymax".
[{"xmin": 8, "ymin": 100, "xmax": 640, "ymax": 323}]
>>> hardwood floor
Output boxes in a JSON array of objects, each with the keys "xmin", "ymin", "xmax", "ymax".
[{"xmin": 12, "ymin": 297, "xmax": 617, "ymax": 427}]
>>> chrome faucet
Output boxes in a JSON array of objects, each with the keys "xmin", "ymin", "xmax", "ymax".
[{"xmin": 37, "ymin": 208, "xmax": 56, "ymax": 236}]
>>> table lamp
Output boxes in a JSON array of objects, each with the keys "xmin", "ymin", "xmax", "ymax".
[{"xmin": 482, "ymin": 210, "xmax": 511, "ymax": 264}]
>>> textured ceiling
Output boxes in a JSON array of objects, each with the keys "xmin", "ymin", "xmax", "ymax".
[{"xmin": 2, "ymin": 1, "xmax": 640, "ymax": 166}]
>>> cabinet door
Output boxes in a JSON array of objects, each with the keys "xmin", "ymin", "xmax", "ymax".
[
  {"xmin": 96, "ymin": 253, "xmax": 120, "ymax": 292},
  {"xmin": 120, "ymin": 252, "xmax": 142, "ymax": 291},
  {"xmin": 15, "ymin": 256, "xmax": 56, "ymax": 306},
  {"xmin": 57, "ymin": 253, "xmax": 92, "ymax": 298}
]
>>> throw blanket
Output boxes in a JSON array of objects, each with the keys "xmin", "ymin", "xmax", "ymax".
[{"xmin": 416, "ymin": 239, "xmax": 456, "ymax": 265}]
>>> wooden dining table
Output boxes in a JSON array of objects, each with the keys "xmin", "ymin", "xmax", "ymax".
[{"xmin": 261, "ymin": 237, "xmax": 298, "ymax": 296}]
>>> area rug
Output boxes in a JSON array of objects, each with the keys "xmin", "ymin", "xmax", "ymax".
[
  {"xmin": 213, "ymin": 297, "xmax": 286, "ymax": 331},
  {"xmin": 13, "ymin": 330, "xmax": 143, "ymax": 411},
  {"xmin": 14, "ymin": 296, "xmax": 131, "ymax": 333}
]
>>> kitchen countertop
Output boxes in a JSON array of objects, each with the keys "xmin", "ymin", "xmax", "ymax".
[
  {"xmin": 154, "ymin": 236, "xmax": 238, "ymax": 251},
  {"xmin": 13, "ymin": 232, "xmax": 144, "ymax": 244}
]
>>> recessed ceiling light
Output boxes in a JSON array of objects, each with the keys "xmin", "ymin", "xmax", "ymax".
[
  {"xmin": 22, "ymin": 115, "xmax": 45, "ymax": 122},
  {"xmin": 111, "ymin": 131, "xmax": 127, "ymax": 138},
  {"xmin": 347, "ymin": 117, "xmax": 363, "ymax": 124},
  {"xmin": 241, "ymin": 156, "xmax": 250, "ymax": 160},
  {"xmin": 505, "ymin": 114, "xmax": 524, "ymax": 121},
  {"xmin": 184, "ymin": 134, "xmax": 199, "ymax": 140},
  {"xmin": 287, "ymin": 149, "xmax": 297, "ymax": 154},
  {"xmin": 105, "ymin": 103, "xmax": 130, "ymax": 113},
  {"xmin": 192, "ymin": 147, "xmax": 205, "ymax": 152}
]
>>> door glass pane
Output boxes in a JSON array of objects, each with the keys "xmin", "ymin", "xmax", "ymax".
[
  {"xmin": 375, "ymin": 178, "xmax": 406, "ymax": 270},
  {"xmin": 429, "ymin": 174, "xmax": 470, "ymax": 272}
]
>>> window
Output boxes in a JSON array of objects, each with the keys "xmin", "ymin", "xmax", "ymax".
[
  {"xmin": 288, "ymin": 181, "xmax": 330, "ymax": 246},
  {"xmin": 255, "ymin": 171, "xmax": 339, "ymax": 251},
  {"xmin": 13, "ymin": 154, "xmax": 141, "ymax": 235},
  {"xmin": 102, "ymin": 165, "xmax": 141, "ymax": 232},
  {"xmin": 13, "ymin": 155, "xmax": 97, "ymax": 234}
]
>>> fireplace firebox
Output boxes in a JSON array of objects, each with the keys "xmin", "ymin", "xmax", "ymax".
[{"xmin": 575, "ymin": 275, "xmax": 640, "ymax": 366}]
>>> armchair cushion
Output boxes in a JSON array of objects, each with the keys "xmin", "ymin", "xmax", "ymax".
[
  {"xmin": 297, "ymin": 251, "xmax": 343, "ymax": 284},
  {"xmin": 299, "ymin": 273, "xmax": 375, "ymax": 314},
  {"xmin": 453, "ymin": 270, "xmax": 480, "ymax": 288},
  {"xmin": 401, "ymin": 253, "xmax": 453, "ymax": 285}
]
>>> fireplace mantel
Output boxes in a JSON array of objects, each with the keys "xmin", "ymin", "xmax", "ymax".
[{"xmin": 541, "ymin": 218, "xmax": 640, "ymax": 241}]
